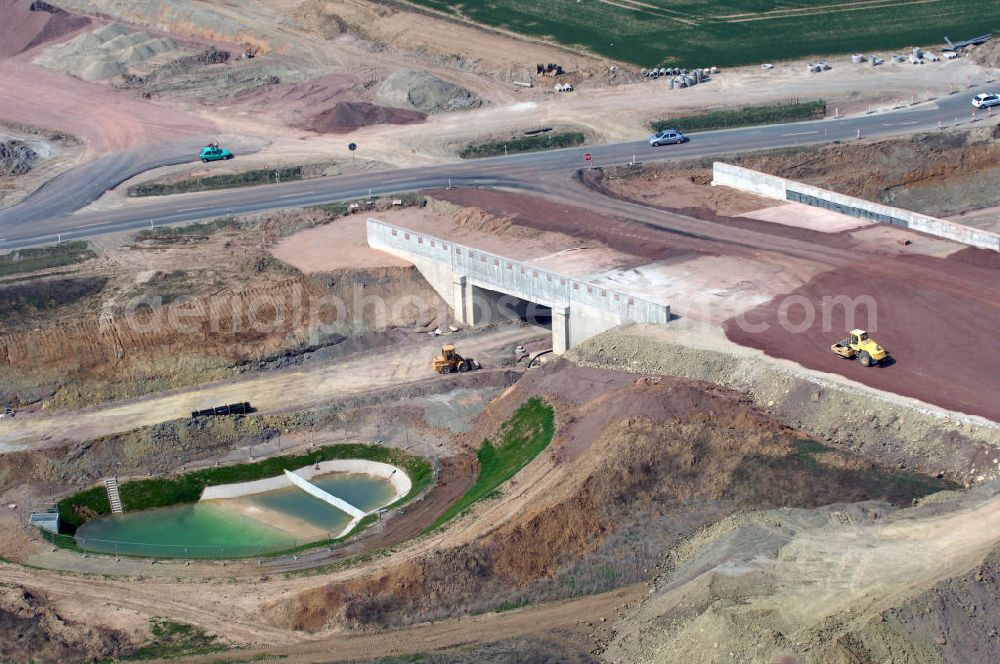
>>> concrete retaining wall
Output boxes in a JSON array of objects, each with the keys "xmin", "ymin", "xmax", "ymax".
[
  {"xmin": 712, "ymin": 162, "xmax": 1000, "ymax": 251},
  {"xmin": 30, "ymin": 510, "xmax": 59, "ymax": 534},
  {"xmin": 712, "ymin": 162, "xmax": 788, "ymax": 200}
]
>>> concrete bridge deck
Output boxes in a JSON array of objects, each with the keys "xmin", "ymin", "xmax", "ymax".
[{"xmin": 367, "ymin": 218, "xmax": 671, "ymax": 353}]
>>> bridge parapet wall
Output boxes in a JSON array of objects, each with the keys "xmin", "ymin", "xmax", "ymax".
[{"xmin": 367, "ymin": 218, "xmax": 670, "ymax": 324}]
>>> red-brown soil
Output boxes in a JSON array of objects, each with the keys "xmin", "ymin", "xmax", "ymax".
[
  {"xmin": 725, "ymin": 249, "xmax": 1000, "ymax": 422},
  {"xmin": 0, "ymin": 57, "xmax": 212, "ymax": 155},
  {"xmin": 483, "ymin": 173, "xmax": 1000, "ymax": 422},
  {"xmin": 311, "ymin": 101, "xmax": 426, "ymax": 134},
  {"xmin": 0, "ymin": 0, "xmax": 90, "ymax": 58},
  {"xmin": 429, "ymin": 187, "xmax": 706, "ymax": 261},
  {"xmin": 235, "ymin": 73, "xmax": 358, "ymax": 126}
]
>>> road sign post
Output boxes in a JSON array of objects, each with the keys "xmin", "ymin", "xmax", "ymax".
[
  {"xmin": 584, "ymin": 152, "xmax": 593, "ymax": 170},
  {"xmin": 348, "ymin": 142, "xmax": 357, "ymax": 164}
]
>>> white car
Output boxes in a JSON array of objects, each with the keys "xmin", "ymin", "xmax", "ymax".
[
  {"xmin": 972, "ymin": 93, "xmax": 1000, "ymax": 109},
  {"xmin": 648, "ymin": 129, "xmax": 687, "ymax": 146}
]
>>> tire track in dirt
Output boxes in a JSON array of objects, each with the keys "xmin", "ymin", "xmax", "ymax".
[{"xmin": 171, "ymin": 583, "xmax": 641, "ymax": 663}]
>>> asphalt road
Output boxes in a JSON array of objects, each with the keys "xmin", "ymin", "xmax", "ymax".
[{"xmin": 0, "ymin": 86, "xmax": 991, "ymax": 250}]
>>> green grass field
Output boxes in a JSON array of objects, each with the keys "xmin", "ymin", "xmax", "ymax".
[
  {"xmin": 651, "ymin": 100, "xmax": 825, "ymax": 132},
  {"xmin": 403, "ymin": 0, "xmax": 1000, "ymax": 67},
  {"xmin": 460, "ymin": 131, "xmax": 586, "ymax": 158},
  {"xmin": 0, "ymin": 241, "xmax": 95, "ymax": 278}
]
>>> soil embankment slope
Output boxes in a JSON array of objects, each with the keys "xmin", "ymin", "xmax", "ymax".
[{"xmin": 608, "ymin": 484, "xmax": 1000, "ymax": 664}]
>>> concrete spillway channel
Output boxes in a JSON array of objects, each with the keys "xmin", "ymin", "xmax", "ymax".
[{"xmin": 283, "ymin": 469, "xmax": 366, "ymax": 537}]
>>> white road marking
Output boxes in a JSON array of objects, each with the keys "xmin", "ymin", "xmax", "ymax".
[
  {"xmin": 177, "ymin": 206, "xmax": 206, "ymax": 212},
  {"xmin": 882, "ymin": 121, "xmax": 919, "ymax": 126},
  {"xmin": 782, "ymin": 130, "xmax": 818, "ymax": 136},
  {"xmin": 76, "ymin": 221, "xmax": 110, "ymax": 228},
  {"xmin": 279, "ymin": 192, "xmax": 314, "ymax": 198}
]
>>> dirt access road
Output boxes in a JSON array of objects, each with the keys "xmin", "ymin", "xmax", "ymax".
[
  {"xmin": 0, "ymin": 49, "xmax": 222, "ymax": 225},
  {"xmin": 171, "ymin": 583, "xmax": 641, "ymax": 664},
  {"xmin": 0, "ymin": 555, "xmax": 637, "ymax": 661},
  {"xmin": 0, "ymin": 325, "xmax": 540, "ymax": 453}
]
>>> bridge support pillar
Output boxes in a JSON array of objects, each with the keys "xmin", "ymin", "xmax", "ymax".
[
  {"xmin": 552, "ymin": 306, "xmax": 570, "ymax": 355},
  {"xmin": 452, "ymin": 274, "xmax": 470, "ymax": 325}
]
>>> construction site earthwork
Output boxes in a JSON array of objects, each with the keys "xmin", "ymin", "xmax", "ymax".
[{"xmin": 2, "ymin": 1, "xmax": 1000, "ymax": 663}]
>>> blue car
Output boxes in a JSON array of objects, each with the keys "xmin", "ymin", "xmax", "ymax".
[{"xmin": 200, "ymin": 144, "xmax": 234, "ymax": 162}]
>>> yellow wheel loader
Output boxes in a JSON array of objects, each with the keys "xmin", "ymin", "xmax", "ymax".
[
  {"xmin": 432, "ymin": 344, "xmax": 481, "ymax": 374},
  {"xmin": 830, "ymin": 329, "xmax": 888, "ymax": 367}
]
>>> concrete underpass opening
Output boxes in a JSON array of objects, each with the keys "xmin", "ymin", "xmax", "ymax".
[
  {"xmin": 454, "ymin": 276, "xmax": 569, "ymax": 353},
  {"xmin": 469, "ymin": 285, "xmax": 553, "ymax": 328}
]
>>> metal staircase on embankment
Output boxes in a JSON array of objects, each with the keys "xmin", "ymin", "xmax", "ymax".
[{"xmin": 104, "ymin": 477, "xmax": 123, "ymax": 514}]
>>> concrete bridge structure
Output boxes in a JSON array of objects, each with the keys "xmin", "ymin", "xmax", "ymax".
[{"xmin": 367, "ymin": 218, "xmax": 671, "ymax": 353}]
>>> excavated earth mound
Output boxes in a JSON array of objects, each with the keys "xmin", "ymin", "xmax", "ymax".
[
  {"xmin": 0, "ymin": 0, "xmax": 90, "ymax": 58},
  {"xmin": 37, "ymin": 22, "xmax": 178, "ymax": 81},
  {"xmin": 311, "ymin": 101, "xmax": 426, "ymax": 133},
  {"xmin": 376, "ymin": 69, "xmax": 481, "ymax": 113},
  {"xmin": 735, "ymin": 128, "xmax": 1000, "ymax": 217}
]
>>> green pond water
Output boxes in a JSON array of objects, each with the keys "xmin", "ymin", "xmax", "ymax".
[{"xmin": 74, "ymin": 471, "xmax": 397, "ymax": 558}]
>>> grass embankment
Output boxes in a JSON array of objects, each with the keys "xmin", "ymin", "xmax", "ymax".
[
  {"xmin": 120, "ymin": 619, "xmax": 224, "ymax": 661},
  {"xmin": 404, "ymin": 0, "xmax": 999, "ymax": 68},
  {"xmin": 0, "ymin": 241, "xmax": 95, "ymax": 278},
  {"xmin": 58, "ymin": 444, "xmax": 433, "ymax": 533},
  {"xmin": 133, "ymin": 218, "xmax": 236, "ymax": 242},
  {"xmin": 128, "ymin": 166, "xmax": 304, "ymax": 197},
  {"xmin": 427, "ymin": 397, "xmax": 555, "ymax": 531},
  {"xmin": 0, "ymin": 277, "xmax": 108, "ymax": 319},
  {"xmin": 460, "ymin": 131, "xmax": 585, "ymax": 159},
  {"xmin": 651, "ymin": 101, "xmax": 826, "ymax": 133}
]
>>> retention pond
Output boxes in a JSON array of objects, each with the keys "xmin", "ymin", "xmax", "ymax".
[{"xmin": 74, "ymin": 462, "xmax": 408, "ymax": 558}]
